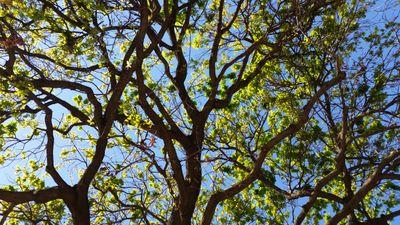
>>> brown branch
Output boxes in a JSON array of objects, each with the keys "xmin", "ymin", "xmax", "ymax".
[
  {"xmin": 29, "ymin": 94, "xmax": 70, "ymax": 188},
  {"xmin": 201, "ymin": 73, "xmax": 344, "ymax": 225},
  {"xmin": 0, "ymin": 187, "xmax": 62, "ymax": 205},
  {"xmin": 32, "ymin": 79, "xmax": 103, "ymax": 127},
  {"xmin": 327, "ymin": 151, "xmax": 400, "ymax": 225},
  {"xmin": 0, "ymin": 203, "xmax": 15, "ymax": 225}
]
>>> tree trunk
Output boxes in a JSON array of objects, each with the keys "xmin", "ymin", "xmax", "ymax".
[
  {"xmin": 64, "ymin": 186, "xmax": 91, "ymax": 225},
  {"xmin": 167, "ymin": 180, "xmax": 201, "ymax": 225},
  {"xmin": 168, "ymin": 190, "xmax": 200, "ymax": 225},
  {"xmin": 167, "ymin": 208, "xmax": 182, "ymax": 225},
  {"xmin": 168, "ymin": 148, "xmax": 202, "ymax": 225}
]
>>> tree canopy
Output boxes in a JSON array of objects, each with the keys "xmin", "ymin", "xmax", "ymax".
[{"xmin": 0, "ymin": 0, "xmax": 399, "ymax": 224}]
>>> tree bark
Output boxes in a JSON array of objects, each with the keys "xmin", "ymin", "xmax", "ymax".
[
  {"xmin": 64, "ymin": 186, "xmax": 91, "ymax": 225},
  {"xmin": 168, "ymin": 184, "xmax": 201, "ymax": 225},
  {"xmin": 168, "ymin": 144, "xmax": 202, "ymax": 225}
]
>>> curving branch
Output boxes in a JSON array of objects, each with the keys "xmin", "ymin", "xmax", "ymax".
[
  {"xmin": 0, "ymin": 187, "xmax": 62, "ymax": 205},
  {"xmin": 201, "ymin": 73, "xmax": 345, "ymax": 225}
]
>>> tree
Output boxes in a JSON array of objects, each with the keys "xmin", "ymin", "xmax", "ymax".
[{"xmin": 0, "ymin": 0, "xmax": 398, "ymax": 224}]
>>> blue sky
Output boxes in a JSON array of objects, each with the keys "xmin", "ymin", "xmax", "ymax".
[{"xmin": 0, "ymin": 0, "xmax": 399, "ymax": 224}]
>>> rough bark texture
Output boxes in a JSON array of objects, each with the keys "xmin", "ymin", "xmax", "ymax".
[{"xmin": 65, "ymin": 186, "xmax": 90, "ymax": 225}]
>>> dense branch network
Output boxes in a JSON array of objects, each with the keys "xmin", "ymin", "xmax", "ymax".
[{"xmin": 0, "ymin": 0, "xmax": 398, "ymax": 224}]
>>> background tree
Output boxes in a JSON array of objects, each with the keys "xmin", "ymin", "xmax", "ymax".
[{"xmin": 0, "ymin": 0, "xmax": 398, "ymax": 225}]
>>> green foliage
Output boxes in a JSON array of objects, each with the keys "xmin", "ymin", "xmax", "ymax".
[{"xmin": 0, "ymin": 0, "xmax": 398, "ymax": 224}]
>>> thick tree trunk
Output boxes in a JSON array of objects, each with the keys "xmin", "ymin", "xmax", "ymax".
[
  {"xmin": 168, "ymin": 148, "xmax": 202, "ymax": 225},
  {"xmin": 64, "ymin": 186, "xmax": 91, "ymax": 225},
  {"xmin": 168, "ymin": 189, "xmax": 200, "ymax": 225},
  {"xmin": 69, "ymin": 198, "xmax": 90, "ymax": 225},
  {"xmin": 167, "ymin": 182, "xmax": 201, "ymax": 225},
  {"xmin": 167, "ymin": 209, "xmax": 182, "ymax": 225}
]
